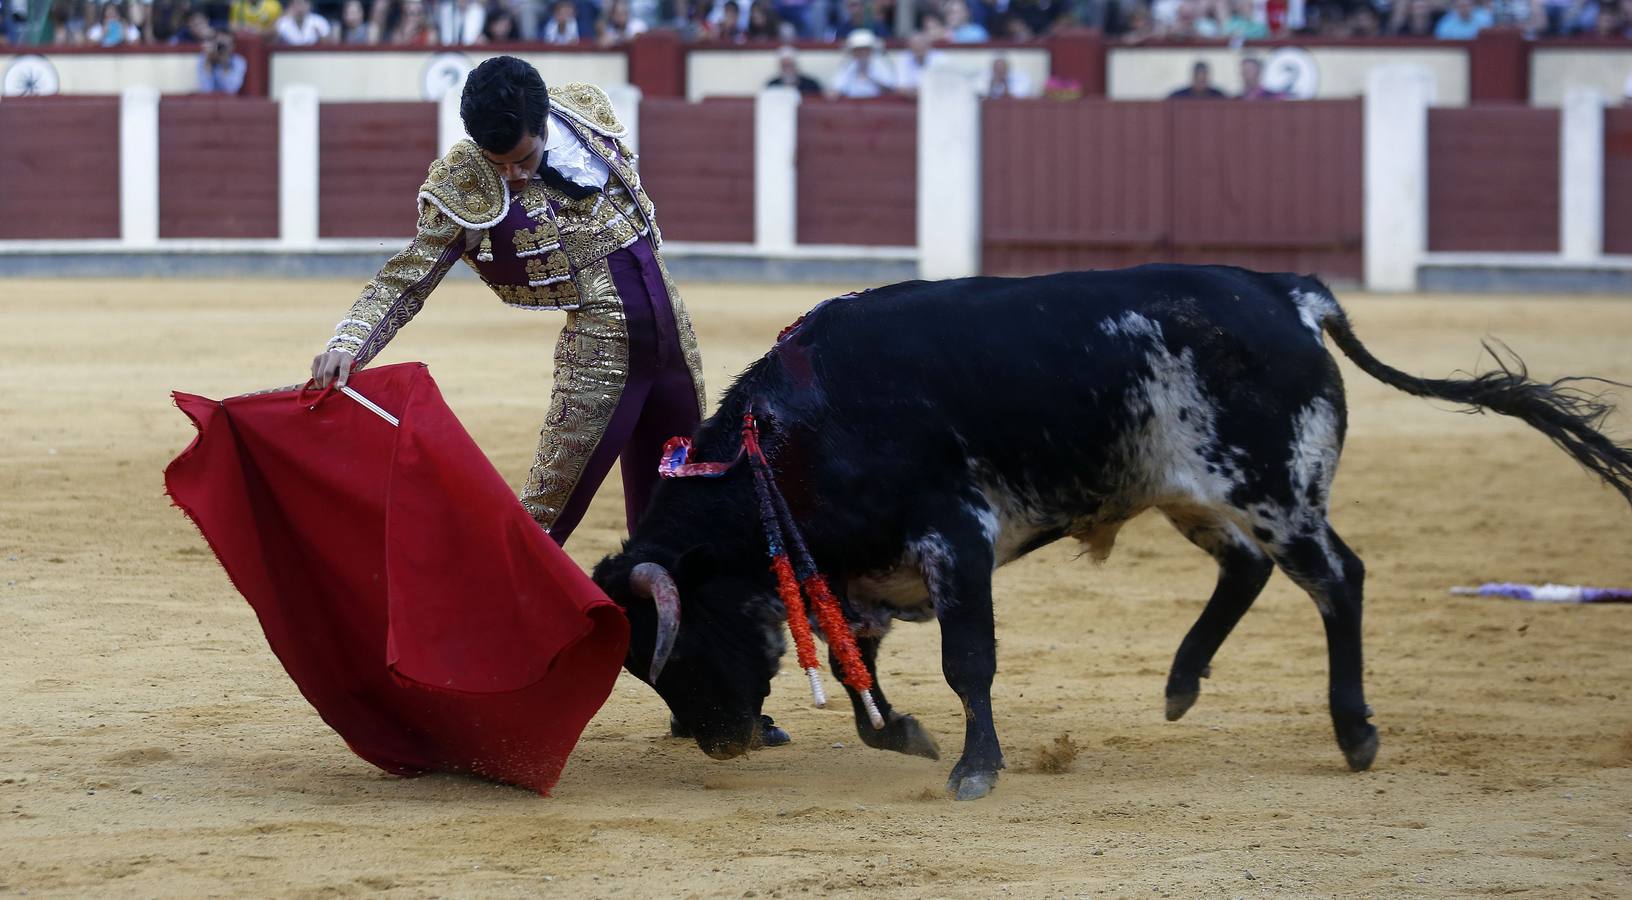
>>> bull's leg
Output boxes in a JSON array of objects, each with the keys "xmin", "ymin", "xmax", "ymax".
[
  {"xmin": 925, "ymin": 526, "xmax": 1003, "ymax": 800},
  {"xmin": 830, "ymin": 635, "xmax": 940, "ymax": 760},
  {"xmin": 1160, "ymin": 513, "xmax": 1275, "ymax": 721},
  {"xmin": 1266, "ymin": 524, "xmax": 1377, "ymax": 772}
]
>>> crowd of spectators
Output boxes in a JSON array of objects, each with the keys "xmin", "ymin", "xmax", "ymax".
[{"xmin": 6, "ymin": 0, "xmax": 1631, "ymax": 49}]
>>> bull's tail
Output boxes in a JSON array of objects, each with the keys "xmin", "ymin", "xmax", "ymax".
[{"xmin": 1307, "ymin": 282, "xmax": 1632, "ymax": 506}]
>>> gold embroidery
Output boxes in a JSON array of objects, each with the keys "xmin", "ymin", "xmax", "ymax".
[
  {"xmin": 326, "ymin": 202, "xmax": 463, "ymax": 366},
  {"xmin": 521, "ymin": 258, "xmax": 628, "ymax": 530},
  {"xmin": 512, "ymin": 221, "xmax": 562, "ymax": 257},
  {"xmin": 525, "ymin": 251, "xmax": 571, "ymax": 285},
  {"xmin": 492, "ymin": 282, "xmax": 580, "ymax": 308},
  {"xmin": 548, "ymin": 83, "xmax": 626, "ymax": 138},
  {"xmin": 419, "ymin": 139, "xmax": 506, "ymax": 228},
  {"xmin": 653, "ymin": 252, "xmax": 708, "ymax": 416}
]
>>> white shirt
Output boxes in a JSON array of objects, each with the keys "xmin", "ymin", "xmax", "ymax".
[
  {"xmin": 275, "ymin": 12, "xmax": 331, "ymax": 44},
  {"xmin": 544, "ymin": 112, "xmax": 610, "ymax": 190},
  {"xmin": 437, "ymin": 1, "xmax": 485, "ymax": 45},
  {"xmin": 983, "ymin": 68, "xmax": 1034, "ymax": 99},
  {"xmin": 830, "ymin": 56, "xmax": 898, "ymax": 98},
  {"xmin": 895, "ymin": 49, "xmax": 945, "ymax": 91}
]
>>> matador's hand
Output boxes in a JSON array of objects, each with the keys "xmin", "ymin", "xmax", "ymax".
[{"xmin": 311, "ymin": 350, "xmax": 355, "ymax": 389}]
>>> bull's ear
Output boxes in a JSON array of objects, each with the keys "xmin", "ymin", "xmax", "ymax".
[{"xmin": 672, "ymin": 545, "xmax": 720, "ymax": 592}]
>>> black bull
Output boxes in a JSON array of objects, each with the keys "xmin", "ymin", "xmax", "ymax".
[{"xmin": 592, "ymin": 265, "xmax": 1632, "ymax": 800}]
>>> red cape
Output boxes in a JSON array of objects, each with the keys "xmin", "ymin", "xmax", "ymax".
[{"xmin": 164, "ymin": 362, "xmax": 629, "ymax": 794}]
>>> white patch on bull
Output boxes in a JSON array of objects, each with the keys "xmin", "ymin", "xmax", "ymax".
[
  {"xmin": 849, "ymin": 532, "xmax": 958, "ymax": 619},
  {"xmin": 1098, "ymin": 310, "xmax": 1165, "ymax": 342},
  {"xmin": 966, "ymin": 488, "xmax": 1051, "ymax": 568},
  {"xmin": 1291, "ymin": 289, "xmax": 1338, "ymax": 341},
  {"xmin": 1238, "ymin": 397, "xmax": 1345, "ymax": 613},
  {"xmin": 1114, "ymin": 342, "xmax": 1244, "ymax": 510}
]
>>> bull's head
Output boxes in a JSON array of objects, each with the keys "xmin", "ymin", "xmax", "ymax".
[{"xmin": 593, "ymin": 547, "xmax": 785, "ymax": 760}]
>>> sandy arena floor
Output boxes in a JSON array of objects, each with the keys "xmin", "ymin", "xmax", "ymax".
[{"xmin": 2, "ymin": 276, "xmax": 1630, "ymax": 898}]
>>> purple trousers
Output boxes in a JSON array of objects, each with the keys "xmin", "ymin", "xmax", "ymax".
[{"xmin": 547, "ymin": 245, "xmax": 701, "ymax": 545}]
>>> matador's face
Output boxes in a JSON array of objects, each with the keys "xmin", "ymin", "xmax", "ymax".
[{"xmin": 480, "ymin": 129, "xmax": 545, "ymax": 195}]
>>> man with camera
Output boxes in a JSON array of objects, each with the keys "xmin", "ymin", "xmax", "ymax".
[{"xmin": 197, "ymin": 31, "xmax": 246, "ymax": 94}]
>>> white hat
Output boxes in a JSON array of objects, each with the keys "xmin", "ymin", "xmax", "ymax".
[{"xmin": 844, "ymin": 29, "xmax": 878, "ymax": 50}]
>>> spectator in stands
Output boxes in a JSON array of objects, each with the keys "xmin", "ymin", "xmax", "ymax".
[
  {"xmin": 88, "ymin": 3, "xmax": 131, "ymax": 45},
  {"xmin": 232, "ymin": 0, "xmax": 285, "ymax": 35},
  {"xmin": 1593, "ymin": 0, "xmax": 1630, "ymax": 33},
  {"xmin": 895, "ymin": 31, "xmax": 945, "ymax": 94},
  {"xmin": 1390, "ymin": 0, "xmax": 1437, "ymax": 33},
  {"xmin": 918, "ymin": 8, "xmax": 949, "ymax": 39},
  {"xmin": 1433, "ymin": 0, "xmax": 1492, "ymax": 34},
  {"xmin": 745, "ymin": 0, "xmax": 782, "ymax": 37},
  {"xmin": 829, "ymin": 28, "xmax": 897, "ymax": 97},
  {"xmin": 1167, "ymin": 60, "xmax": 1225, "ymax": 98},
  {"xmin": 983, "ymin": 56, "xmax": 1034, "ymax": 97},
  {"xmin": 598, "ymin": 0, "xmax": 648, "ymax": 41},
  {"xmin": 1118, "ymin": 3, "xmax": 1157, "ymax": 41},
  {"xmin": 146, "ymin": 0, "xmax": 191, "ymax": 43},
  {"xmin": 543, "ymin": 0, "xmax": 579, "ymax": 40},
  {"xmin": 434, "ymin": 0, "xmax": 485, "ymax": 42},
  {"xmin": 766, "ymin": 44, "xmax": 823, "ymax": 94},
  {"xmin": 197, "ymin": 31, "xmax": 247, "ymax": 93},
  {"xmin": 1238, "ymin": 56, "xmax": 1281, "ymax": 99},
  {"xmin": 713, "ymin": 0, "xmax": 748, "ymax": 38},
  {"xmin": 392, "ymin": 0, "xmax": 437, "ymax": 41},
  {"xmin": 171, "ymin": 9, "xmax": 213, "ymax": 42},
  {"xmin": 480, "ymin": 7, "xmax": 515, "ymax": 38},
  {"xmin": 1221, "ymin": 0, "xmax": 1269, "ymax": 36},
  {"xmin": 338, "ymin": 0, "xmax": 372, "ymax": 40},
  {"xmin": 945, "ymin": 0, "xmax": 990, "ymax": 39},
  {"xmin": 276, "ymin": 0, "xmax": 332, "ymax": 42}
]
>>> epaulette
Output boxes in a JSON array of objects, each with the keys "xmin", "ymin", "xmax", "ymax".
[
  {"xmin": 549, "ymin": 82, "xmax": 627, "ymax": 139},
  {"xmin": 417, "ymin": 139, "xmax": 510, "ymax": 231}
]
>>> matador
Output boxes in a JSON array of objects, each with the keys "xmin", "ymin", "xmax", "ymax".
[{"xmin": 311, "ymin": 57, "xmax": 704, "ymax": 546}]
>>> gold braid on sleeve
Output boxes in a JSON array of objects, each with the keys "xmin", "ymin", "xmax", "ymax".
[{"xmin": 325, "ymin": 203, "xmax": 464, "ymax": 369}]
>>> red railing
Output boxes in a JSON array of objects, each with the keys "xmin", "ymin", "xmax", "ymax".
[
  {"xmin": 158, "ymin": 96, "xmax": 280, "ymax": 238},
  {"xmin": 1427, "ymin": 105, "xmax": 1560, "ymax": 253},
  {"xmin": 319, "ymin": 102, "xmax": 438, "ymax": 238},
  {"xmin": 0, "ymin": 97, "xmax": 122, "ymax": 240},
  {"xmin": 638, "ymin": 97, "xmax": 755, "ymax": 243},
  {"xmin": 796, "ymin": 99, "xmax": 917, "ymax": 247}
]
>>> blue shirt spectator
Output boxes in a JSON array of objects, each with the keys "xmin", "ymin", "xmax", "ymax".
[
  {"xmin": 1433, "ymin": 0, "xmax": 1492, "ymax": 37},
  {"xmin": 198, "ymin": 35, "xmax": 248, "ymax": 94}
]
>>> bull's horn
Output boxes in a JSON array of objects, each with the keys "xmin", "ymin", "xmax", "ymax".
[{"xmin": 629, "ymin": 562, "xmax": 680, "ymax": 682}]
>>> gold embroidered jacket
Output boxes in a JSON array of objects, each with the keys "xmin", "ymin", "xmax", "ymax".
[{"xmin": 323, "ymin": 82, "xmax": 697, "ymax": 405}]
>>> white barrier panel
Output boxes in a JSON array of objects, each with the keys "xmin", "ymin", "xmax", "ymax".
[
  {"xmin": 270, "ymin": 50, "xmax": 629, "ymax": 101},
  {"xmin": 119, "ymin": 86, "xmax": 160, "ymax": 247},
  {"xmin": 1109, "ymin": 46, "xmax": 1469, "ymax": 105},
  {"xmin": 279, "ymin": 85, "xmax": 321, "ymax": 249},
  {"xmin": 1363, "ymin": 64, "xmax": 1436, "ymax": 292},
  {"xmin": 687, "ymin": 46, "xmax": 1050, "ymax": 101},
  {"xmin": 917, "ymin": 68, "xmax": 980, "ymax": 280},
  {"xmin": 1531, "ymin": 48, "xmax": 1632, "ymax": 107},
  {"xmin": 754, "ymin": 86, "xmax": 800, "ymax": 254},
  {"xmin": 0, "ymin": 51, "xmax": 200, "ymax": 95},
  {"xmin": 1561, "ymin": 88, "xmax": 1606, "ymax": 263}
]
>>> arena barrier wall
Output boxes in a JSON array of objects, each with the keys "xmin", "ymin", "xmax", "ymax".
[
  {"xmin": 795, "ymin": 100, "xmax": 917, "ymax": 247},
  {"xmin": 0, "ymin": 31, "xmax": 1604, "ymax": 106},
  {"xmin": 0, "ymin": 96, "xmax": 120, "ymax": 240},
  {"xmin": 1428, "ymin": 106, "xmax": 1561, "ymax": 254},
  {"xmin": 1, "ymin": 64, "xmax": 1629, "ymax": 291},
  {"xmin": 639, "ymin": 97, "xmax": 756, "ymax": 244},
  {"xmin": 982, "ymin": 98, "xmax": 1362, "ymax": 279}
]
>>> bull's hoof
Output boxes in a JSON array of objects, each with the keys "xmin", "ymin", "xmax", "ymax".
[
  {"xmin": 862, "ymin": 713, "xmax": 940, "ymax": 760},
  {"xmin": 1341, "ymin": 727, "xmax": 1380, "ymax": 772},
  {"xmin": 1163, "ymin": 665, "xmax": 1210, "ymax": 721},
  {"xmin": 948, "ymin": 771, "xmax": 998, "ymax": 801},
  {"xmin": 1164, "ymin": 691, "xmax": 1199, "ymax": 722}
]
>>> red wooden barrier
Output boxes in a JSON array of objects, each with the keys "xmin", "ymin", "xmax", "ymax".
[
  {"xmin": 982, "ymin": 98, "xmax": 1362, "ymax": 279},
  {"xmin": 639, "ymin": 97, "xmax": 755, "ymax": 244},
  {"xmin": 796, "ymin": 100, "xmax": 917, "ymax": 247},
  {"xmin": 1428, "ymin": 106, "xmax": 1559, "ymax": 253},
  {"xmin": 1603, "ymin": 108, "xmax": 1632, "ymax": 255},
  {"xmin": 0, "ymin": 97, "xmax": 121, "ymax": 240},
  {"xmin": 318, "ymin": 103, "xmax": 438, "ymax": 239},
  {"xmin": 158, "ymin": 97, "xmax": 280, "ymax": 239}
]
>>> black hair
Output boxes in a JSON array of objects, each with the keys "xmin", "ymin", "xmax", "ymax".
[{"xmin": 460, "ymin": 56, "xmax": 549, "ymax": 154}]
